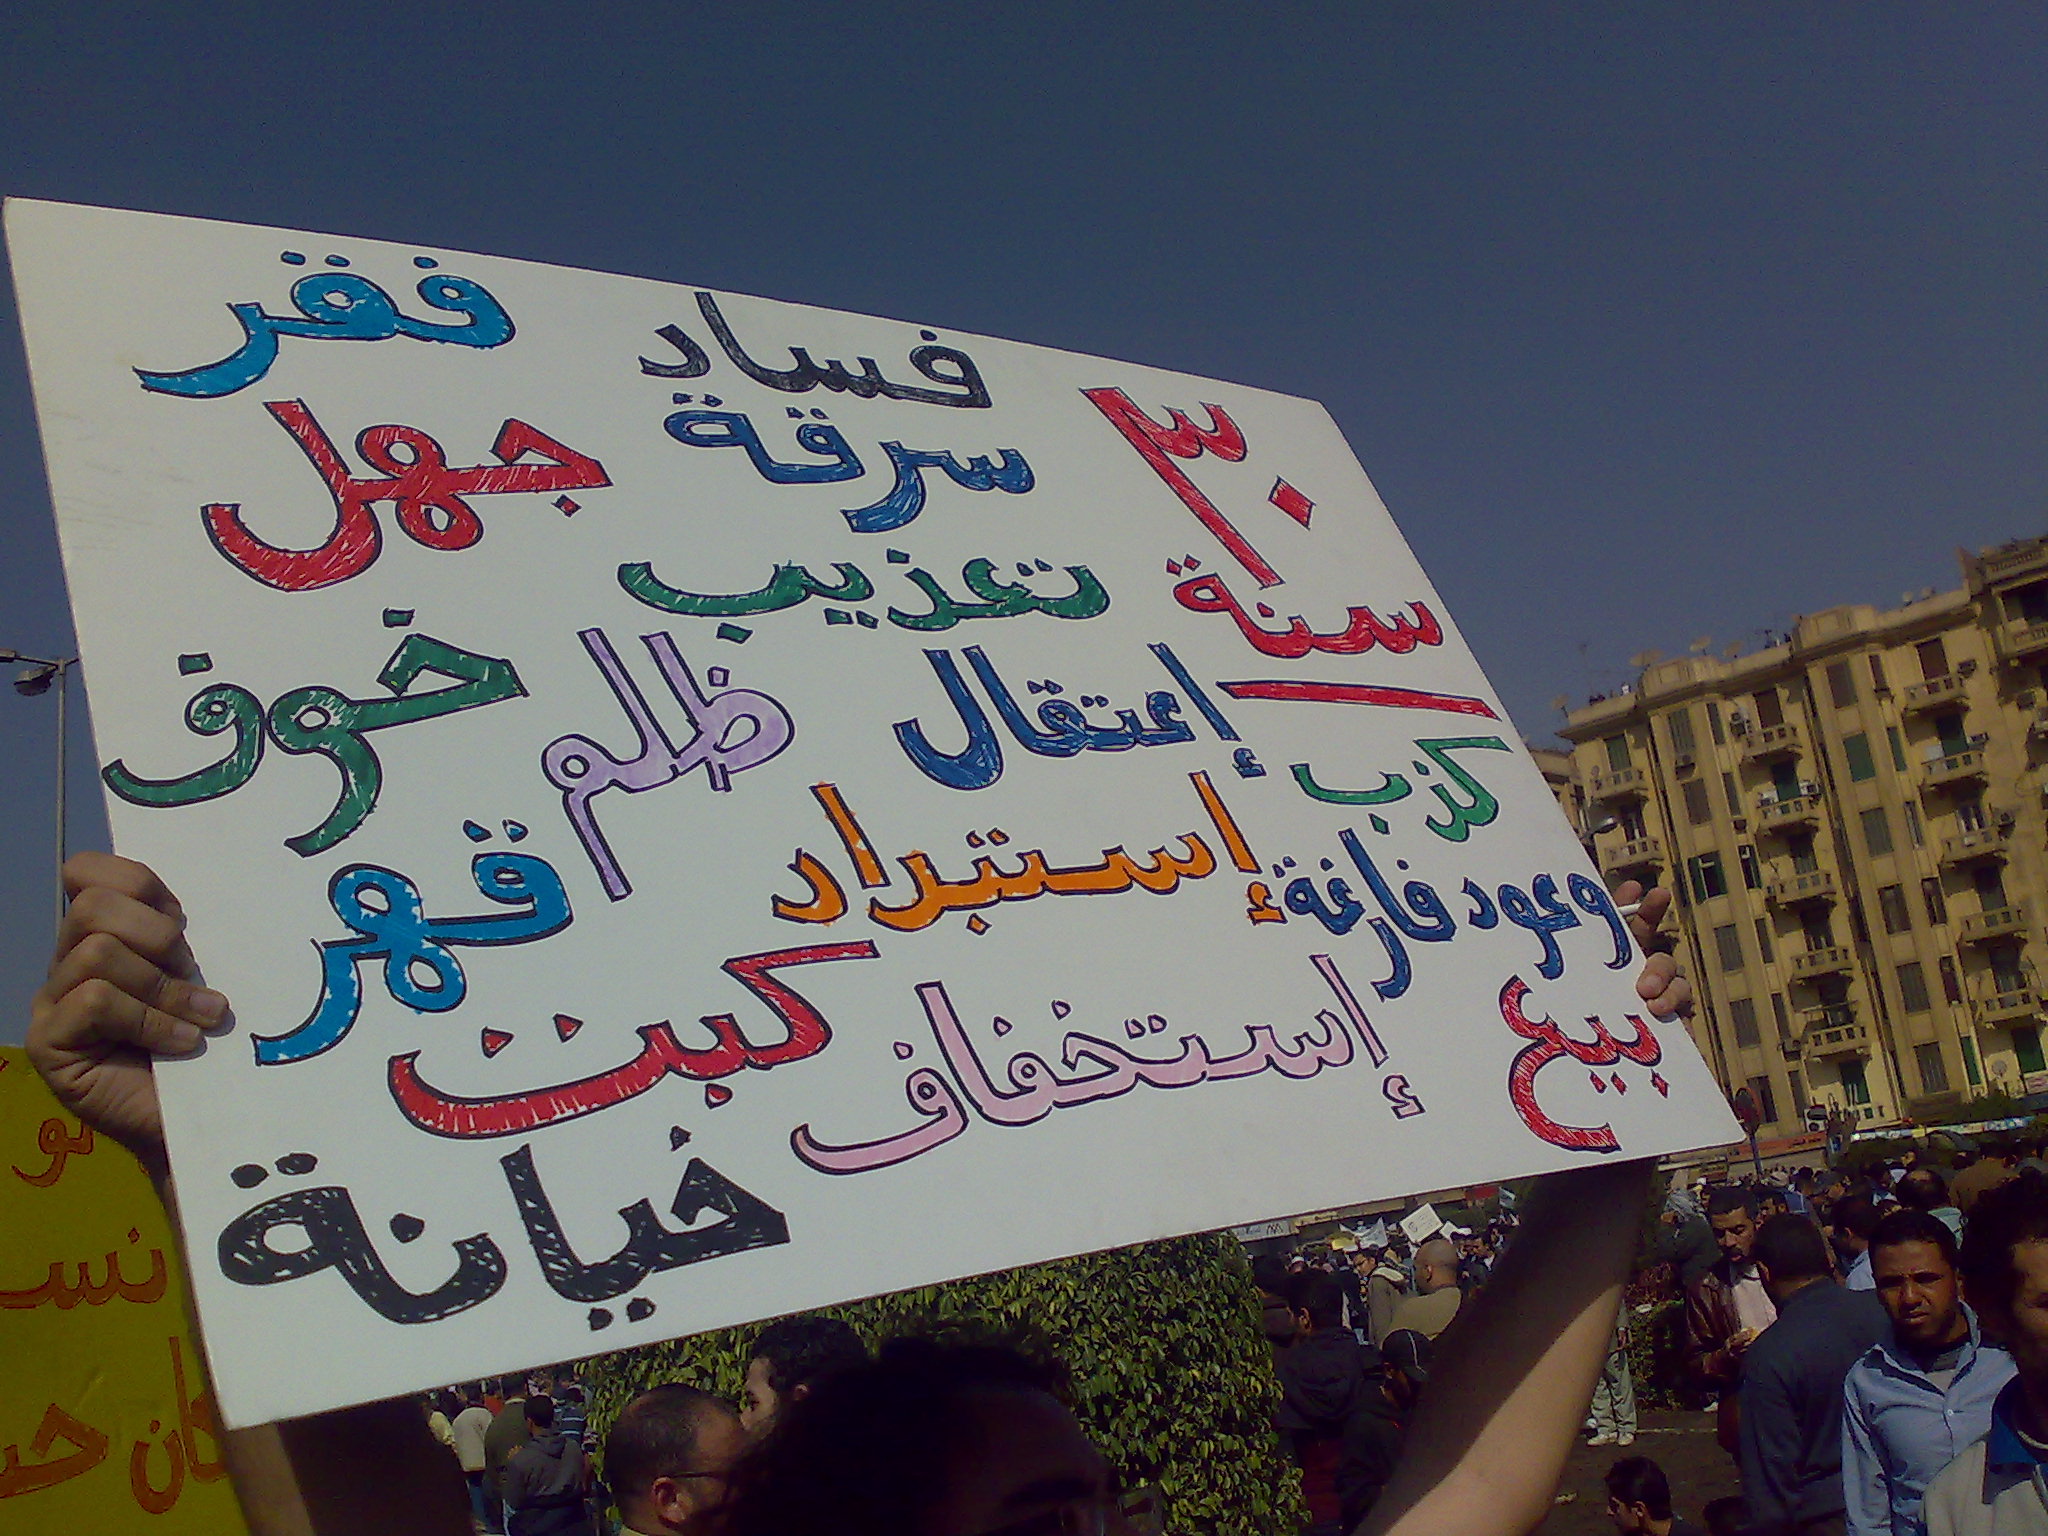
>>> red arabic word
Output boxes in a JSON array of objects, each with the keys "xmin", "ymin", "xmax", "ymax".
[
  {"xmin": 202, "ymin": 399, "xmax": 611, "ymax": 591},
  {"xmin": 1501, "ymin": 976, "xmax": 1667, "ymax": 1153}
]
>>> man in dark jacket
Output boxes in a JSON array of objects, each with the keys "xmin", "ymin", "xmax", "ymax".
[
  {"xmin": 1688, "ymin": 1188, "xmax": 1778, "ymax": 1452},
  {"xmin": 502, "ymin": 1396, "xmax": 589, "ymax": 1536},
  {"xmin": 1737, "ymin": 1214, "xmax": 1889, "ymax": 1536},
  {"xmin": 1341, "ymin": 1328, "xmax": 1431, "ymax": 1529},
  {"xmin": 1276, "ymin": 1272, "xmax": 1379, "ymax": 1535}
]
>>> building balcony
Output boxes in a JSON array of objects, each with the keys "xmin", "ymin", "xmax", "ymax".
[
  {"xmin": 1922, "ymin": 749, "xmax": 1988, "ymax": 790},
  {"xmin": 1600, "ymin": 835, "xmax": 1663, "ymax": 875},
  {"xmin": 1789, "ymin": 945, "xmax": 1853, "ymax": 980},
  {"xmin": 1997, "ymin": 618, "xmax": 2048, "ymax": 666},
  {"xmin": 1767, "ymin": 868, "xmax": 1837, "ymax": 906},
  {"xmin": 1756, "ymin": 791, "xmax": 1823, "ymax": 834},
  {"xmin": 1901, "ymin": 673, "xmax": 1967, "ymax": 712},
  {"xmin": 1973, "ymin": 987, "xmax": 2039, "ymax": 1028},
  {"xmin": 1742, "ymin": 722, "xmax": 1804, "ymax": 762},
  {"xmin": 1802, "ymin": 1016, "xmax": 1870, "ymax": 1059},
  {"xmin": 1940, "ymin": 821, "xmax": 2014, "ymax": 865},
  {"xmin": 1588, "ymin": 765, "xmax": 1646, "ymax": 802},
  {"xmin": 1960, "ymin": 904, "xmax": 2029, "ymax": 944}
]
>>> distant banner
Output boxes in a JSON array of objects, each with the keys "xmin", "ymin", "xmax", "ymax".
[
  {"xmin": 8, "ymin": 200, "xmax": 1736, "ymax": 1426},
  {"xmin": 0, "ymin": 1049, "xmax": 247, "ymax": 1530}
]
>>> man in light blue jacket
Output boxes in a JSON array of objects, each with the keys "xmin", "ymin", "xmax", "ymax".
[{"xmin": 1842, "ymin": 1210, "xmax": 2014, "ymax": 1536}]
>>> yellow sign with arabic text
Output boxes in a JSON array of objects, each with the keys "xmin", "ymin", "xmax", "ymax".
[{"xmin": 0, "ymin": 1048, "xmax": 247, "ymax": 1534}]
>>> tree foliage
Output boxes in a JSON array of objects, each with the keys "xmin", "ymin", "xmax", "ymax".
[{"xmin": 582, "ymin": 1233, "xmax": 1304, "ymax": 1535}]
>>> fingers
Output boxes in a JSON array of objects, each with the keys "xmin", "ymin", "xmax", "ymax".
[
  {"xmin": 54, "ymin": 883, "xmax": 198, "ymax": 980},
  {"xmin": 35, "ymin": 973, "xmax": 207, "ymax": 1059},
  {"xmin": 42, "ymin": 931, "xmax": 227, "ymax": 1034},
  {"xmin": 62, "ymin": 852, "xmax": 186, "ymax": 922}
]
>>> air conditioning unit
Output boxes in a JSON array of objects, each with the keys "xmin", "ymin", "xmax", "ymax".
[
  {"xmin": 2019, "ymin": 690, "xmax": 2036, "ymax": 708},
  {"xmin": 1733, "ymin": 817, "xmax": 1749, "ymax": 832},
  {"xmin": 1673, "ymin": 752, "xmax": 1696, "ymax": 772},
  {"xmin": 1960, "ymin": 659, "xmax": 1980, "ymax": 677}
]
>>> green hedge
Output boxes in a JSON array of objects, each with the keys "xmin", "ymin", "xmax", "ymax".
[{"xmin": 582, "ymin": 1233, "xmax": 1304, "ymax": 1536}]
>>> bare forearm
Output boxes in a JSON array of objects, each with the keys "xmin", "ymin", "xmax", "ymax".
[{"xmin": 1360, "ymin": 1159, "xmax": 1654, "ymax": 1536}]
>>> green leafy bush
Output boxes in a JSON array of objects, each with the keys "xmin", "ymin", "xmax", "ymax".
[{"xmin": 582, "ymin": 1233, "xmax": 1303, "ymax": 1536}]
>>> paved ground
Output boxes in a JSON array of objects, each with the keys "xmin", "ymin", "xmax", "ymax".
[{"xmin": 1543, "ymin": 1407, "xmax": 1741, "ymax": 1536}]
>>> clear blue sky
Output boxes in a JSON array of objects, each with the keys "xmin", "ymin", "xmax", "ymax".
[{"xmin": 2, "ymin": 3, "xmax": 2041, "ymax": 1044}]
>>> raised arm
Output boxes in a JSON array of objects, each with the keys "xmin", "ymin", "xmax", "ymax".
[
  {"xmin": 1358, "ymin": 883, "xmax": 1689, "ymax": 1536},
  {"xmin": 26, "ymin": 852, "xmax": 469, "ymax": 1536}
]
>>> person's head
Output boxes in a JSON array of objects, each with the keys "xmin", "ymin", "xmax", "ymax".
[
  {"xmin": 1703, "ymin": 1496, "xmax": 1747, "ymax": 1536},
  {"xmin": 1706, "ymin": 1187, "xmax": 1758, "ymax": 1264},
  {"xmin": 498, "ymin": 1374, "xmax": 525, "ymax": 1400},
  {"xmin": 524, "ymin": 1394, "xmax": 555, "ymax": 1432},
  {"xmin": 1380, "ymin": 1329, "xmax": 1431, "ymax": 1411},
  {"xmin": 1869, "ymin": 1209, "xmax": 1965, "ymax": 1349},
  {"xmin": 1756, "ymin": 1188, "xmax": 1790, "ymax": 1222},
  {"xmin": 1899, "ymin": 1168, "xmax": 1950, "ymax": 1213},
  {"xmin": 1751, "ymin": 1214, "xmax": 1833, "ymax": 1304},
  {"xmin": 1290, "ymin": 1272, "xmax": 1348, "ymax": 1335},
  {"xmin": 1414, "ymin": 1238, "xmax": 1459, "ymax": 1293},
  {"xmin": 742, "ymin": 1315, "xmax": 869, "ymax": 1437},
  {"xmin": 604, "ymin": 1383, "xmax": 748, "ymax": 1536},
  {"xmin": 434, "ymin": 1387, "xmax": 461, "ymax": 1420},
  {"xmin": 1830, "ymin": 1193, "xmax": 1881, "ymax": 1258},
  {"xmin": 1603, "ymin": 1455, "xmax": 1674, "ymax": 1535},
  {"xmin": 1960, "ymin": 1178, "xmax": 2048, "ymax": 1383},
  {"xmin": 716, "ymin": 1331, "xmax": 1134, "ymax": 1536},
  {"xmin": 1349, "ymin": 1249, "xmax": 1377, "ymax": 1277}
]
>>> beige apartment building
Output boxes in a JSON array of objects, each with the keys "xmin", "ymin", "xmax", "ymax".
[{"xmin": 1559, "ymin": 533, "xmax": 2048, "ymax": 1137}]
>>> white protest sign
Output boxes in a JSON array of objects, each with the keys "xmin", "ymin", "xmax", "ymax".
[
  {"xmin": 1357, "ymin": 1218, "xmax": 1390, "ymax": 1249},
  {"xmin": 1400, "ymin": 1204, "xmax": 1445, "ymax": 1246},
  {"xmin": 7, "ymin": 199, "xmax": 1737, "ymax": 1427}
]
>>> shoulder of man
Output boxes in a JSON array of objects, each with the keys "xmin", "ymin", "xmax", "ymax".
[{"xmin": 1920, "ymin": 1439, "xmax": 1991, "ymax": 1536}]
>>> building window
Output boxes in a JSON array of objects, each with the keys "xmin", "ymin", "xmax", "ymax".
[
  {"xmin": 1688, "ymin": 853, "xmax": 1728, "ymax": 902},
  {"xmin": 1708, "ymin": 704, "xmax": 1726, "ymax": 745},
  {"xmin": 1870, "ymin": 654, "xmax": 1890, "ymax": 693},
  {"xmin": 1730, "ymin": 997, "xmax": 1761, "ymax": 1047},
  {"xmin": 1723, "ymin": 771, "xmax": 1742, "ymax": 816},
  {"xmin": 1754, "ymin": 916, "xmax": 1774, "ymax": 962},
  {"xmin": 1918, "ymin": 638, "xmax": 1949, "ymax": 682},
  {"xmin": 1771, "ymin": 993, "xmax": 1789, "ymax": 1035},
  {"xmin": 1747, "ymin": 1075, "xmax": 1780, "ymax": 1124},
  {"xmin": 2017, "ymin": 1027, "xmax": 2046, "ymax": 1077},
  {"xmin": 1916, "ymin": 1043, "xmax": 1950, "ymax": 1095},
  {"xmin": 1861, "ymin": 807, "xmax": 1894, "ymax": 857},
  {"xmin": 1923, "ymin": 878, "xmax": 1948, "ymax": 926},
  {"xmin": 1619, "ymin": 805, "xmax": 1647, "ymax": 839},
  {"xmin": 1754, "ymin": 689, "xmax": 1785, "ymax": 729},
  {"xmin": 1843, "ymin": 732, "xmax": 1877, "ymax": 782},
  {"xmin": 1888, "ymin": 726, "xmax": 1908, "ymax": 772},
  {"xmin": 1962, "ymin": 1037, "xmax": 1983, "ymax": 1087},
  {"xmin": 1715, "ymin": 923, "xmax": 1744, "ymax": 972},
  {"xmin": 1840, "ymin": 1060, "xmax": 1871, "ymax": 1106},
  {"xmin": 1828, "ymin": 661, "xmax": 1857, "ymax": 708},
  {"xmin": 1877, "ymin": 884, "xmax": 1911, "ymax": 935},
  {"xmin": 1683, "ymin": 779, "xmax": 1713, "ymax": 826},
  {"xmin": 1604, "ymin": 734, "xmax": 1632, "ymax": 772},
  {"xmin": 1738, "ymin": 844, "xmax": 1761, "ymax": 889},
  {"xmin": 1667, "ymin": 708, "xmax": 1697, "ymax": 757},
  {"xmin": 1897, "ymin": 961, "xmax": 1931, "ymax": 1013},
  {"xmin": 1938, "ymin": 955, "xmax": 1962, "ymax": 1004},
  {"xmin": 1903, "ymin": 801, "xmax": 1924, "ymax": 849}
]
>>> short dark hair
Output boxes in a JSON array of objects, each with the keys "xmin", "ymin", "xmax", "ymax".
[
  {"xmin": 1752, "ymin": 1214, "xmax": 1831, "ymax": 1282},
  {"xmin": 1832, "ymin": 1193, "xmax": 1882, "ymax": 1241},
  {"xmin": 1704, "ymin": 1495, "xmax": 1747, "ymax": 1536},
  {"xmin": 718, "ymin": 1331, "xmax": 1070, "ymax": 1536},
  {"xmin": 603, "ymin": 1384, "xmax": 736, "ymax": 1504},
  {"xmin": 1293, "ymin": 1272, "xmax": 1347, "ymax": 1330},
  {"xmin": 1706, "ymin": 1186, "xmax": 1755, "ymax": 1219},
  {"xmin": 1960, "ymin": 1177, "xmax": 2048, "ymax": 1320},
  {"xmin": 1899, "ymin": 1168, "xmax": 1949, "ymax": 1212},
  {"xmin": 524, "ymin": 1394, "xmax": 555, "ymax": 1429},
  {"xmin": 750, "ymin": 1315, "xmax": 869, "ymax": 1399},
  {"xmin": 1604, "ymin": 1455, "xmax": 1673, "ymax": 1520},
  {"xmin": 1869, "ymin": 1209, "xmax": 1959, "ymax": 1266}
]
